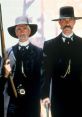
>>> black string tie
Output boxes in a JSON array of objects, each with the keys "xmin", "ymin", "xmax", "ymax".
[{"xmin": 65, "ymin": 38, "xmax": 72, "ymax": 45}]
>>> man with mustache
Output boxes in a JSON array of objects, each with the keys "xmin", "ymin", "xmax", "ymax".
[
  {"xmin": 4, "ymin": 16, "xmax": 42, "ymax": 117},
  {"xmin": 41, "ymin": 6, "xmax": 82, "ymax": 117}
]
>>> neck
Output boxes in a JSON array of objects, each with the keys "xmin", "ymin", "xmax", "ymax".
[
  {"xmin": 19, "ymin": 40, "xmax": 30, "ymax": 46},
  {"xmin": 62, "ymin": 32, "xmax": 73, "ymax": 38}
]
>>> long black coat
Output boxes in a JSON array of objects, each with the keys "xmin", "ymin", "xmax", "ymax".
[
  {"xmin": 6, "ymin": 43, "xmax": 43, "ymax": 117},
  {"xmin": 41, "ymin": 33, "xmax": 82, "ymax": 117}
]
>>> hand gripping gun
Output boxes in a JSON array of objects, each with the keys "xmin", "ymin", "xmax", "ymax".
[{"xmin": 0, "ymin": 3, "xmax": 17, "ymax": 98}]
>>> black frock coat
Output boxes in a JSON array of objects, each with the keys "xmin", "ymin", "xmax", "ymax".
[
  {"xmin": 41, "ymin": 33, "xmax": 82, "ymax": 117},
  {"xmin": 6, "ymin": 43, "xmax": 43, "ymax": 117}
]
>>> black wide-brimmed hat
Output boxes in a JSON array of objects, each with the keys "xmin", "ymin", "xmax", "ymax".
[
  {"xmin": 8, "ymin": 16, "xmax": 37, "ymax": 38},
  {"xmin": 52, "ymin": 6, "xmax": 82, "ymax": 21}
]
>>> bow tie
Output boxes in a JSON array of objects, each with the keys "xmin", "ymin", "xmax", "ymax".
[
  {"xmin": 19, "ymin": 45, "xmax": 29, "ymax": 51},
  {"xmin": 65, "ymin": 37, "xmax": 72, "ymax": 42},
  {"xmin": 62, "ymin": 36, "xmax": 73, "ymax": 44},
  {"xmin": 19, "ymin": 45, "xmax": 28, "ymax": 57}
]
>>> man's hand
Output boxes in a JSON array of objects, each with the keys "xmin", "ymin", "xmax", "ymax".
[
  {"xmin": 40, "ymin": 98, "xmax": 51, "ymax": 117},
  {"xmin": 42, "ymin": 97, "xmax": 51, "ymax": 108}
]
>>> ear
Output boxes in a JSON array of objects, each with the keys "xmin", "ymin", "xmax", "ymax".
[
  {"xmin": 58, "ymin": 20, "xmax": 61, "ymax": 25},
  {"xmin": 15, "ymin": 30, "xmax": 18, "ymax": 37}
]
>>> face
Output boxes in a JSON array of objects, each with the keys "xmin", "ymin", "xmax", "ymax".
[
  {"xmin": 15, "ymin": 24, "xmax": 31, "ymax": 42},
  {"xmin": 58, "ymin": 18, "xmax": 76, "ymax": 35}
]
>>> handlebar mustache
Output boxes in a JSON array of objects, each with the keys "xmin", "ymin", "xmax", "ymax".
[{"xmin": 63, "ymin": 25, "xmax": 72, "ymax": 29}]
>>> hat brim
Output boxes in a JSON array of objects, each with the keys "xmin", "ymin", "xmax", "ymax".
[
  {"xmin": 8, "ymin": 24, "xmax": 37, "ymax": 38},
  {"xmin": 52, "ymin": 17, "xmax": 82, "ymax": 21}
]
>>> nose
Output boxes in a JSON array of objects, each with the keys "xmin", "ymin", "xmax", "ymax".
[
  {"xmin": 65, "ymin": 19, "xmax": 70, "ymax": 25},
  {"xmin": 20, "ymin": 29, "xmax": 25, "ymax": 33}
]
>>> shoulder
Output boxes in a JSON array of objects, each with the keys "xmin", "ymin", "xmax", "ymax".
[
  {"xmin": 44, "ymin": 38, "xmax": 55, "ymax": 48},
  {"xmin": 29, "ymin": 43, "xmax": 42, "ymax": 52},
  {"xmin": 6, "ymin": 44, "xmax": 18, "ymax": 64},
  {"xmin": 43, "ymin": 39, "xmax": 55, "ymax": 56},
  {"xmin": 29, "ymin": 43, "xmax": 43, "ymax": 60},
  {"xmin": 29, "ymin": 43, "xmax": 43, "ymax": 58},
  {"xmin": 44, "ymin": 34, "xmax": 62, "ymax": 48},
  {"xmin": 73, "ymin": 34, "xmax": 82, "ymax": 43},
  {"xmin": 7, "ymin": 44, "xmax": 18, "ymax": 56}
]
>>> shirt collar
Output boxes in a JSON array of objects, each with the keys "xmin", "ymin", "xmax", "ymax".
[
  {"xmin": 19, "ymin": 40, "xmax": 29, "ymax": 46},
  {"xmin": 18, "ymin": 40, "xmax": 29, "ymax": 50},
  {"xmin": 62, "ymin": 33, "xmax": 73, "ymax": 42}
]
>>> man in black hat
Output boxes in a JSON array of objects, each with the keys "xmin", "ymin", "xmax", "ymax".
[
  {"xmin": 4, "ymin": 16, "xmax": 43, "ymax": 117},
  {"xmin": 41, "ymin": 6, "xmax": 82, "ymax": 117}
]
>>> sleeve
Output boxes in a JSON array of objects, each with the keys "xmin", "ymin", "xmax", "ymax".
[
  {"xmin": 0, "ymin": 76, "xmax": 8, "ymax": 92},
  {"xmin": 40, "ymin": 42, "xmax": 52, "ymax": 99},
  {"xmin": 0, "ymin": 57, "xmax": 8, "ymax": 93}
]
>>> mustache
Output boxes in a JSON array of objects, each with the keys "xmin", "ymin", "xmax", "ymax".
[
  {"xmin": 63, "ymin": 25, "xmax": 72, "ymax": 30},
  {"xmin": 19, "ymin": 34, "xmax": 28, "ymax": 38}
]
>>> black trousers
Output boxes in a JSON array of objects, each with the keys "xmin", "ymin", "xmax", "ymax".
[{"xmin": 7, "ymin": 97, "xmax": 40, "ymax": 117}]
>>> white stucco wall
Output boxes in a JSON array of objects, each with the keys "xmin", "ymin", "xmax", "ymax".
[{"xmin": 0, "ymin": 0, "xmax": 23, "ymax": 55}]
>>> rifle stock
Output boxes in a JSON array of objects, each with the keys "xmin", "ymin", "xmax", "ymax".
[{"xmin": 0, "ymin": 4, "xmax": 17, "ymax": 98}]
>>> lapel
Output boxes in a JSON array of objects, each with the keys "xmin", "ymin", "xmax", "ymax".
[
  {"xmin": 26, "ymin": 43, "xmax": 36, "ymax": 59},
  {"xmin": 12, "ymin": 43, "xmax": 36, "ymax": 60}
]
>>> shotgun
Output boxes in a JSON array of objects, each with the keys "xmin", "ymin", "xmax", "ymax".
[{"xmin": 0, "ymin": 3, "xmax": 17, "ymax": 98}]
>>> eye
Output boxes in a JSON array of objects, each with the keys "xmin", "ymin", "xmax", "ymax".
[
  {"xmin": 23, "ymin": 27, "xmax": 27, "ymax": 30},
  {"xmin": 17, "ymin": 28, "xmax": 21, "ymax": 31},
  {"xmin": 15, "ymin": 27, "xmax": 21, "ymax": 32}
]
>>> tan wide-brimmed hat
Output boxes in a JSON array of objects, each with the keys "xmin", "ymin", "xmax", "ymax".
[{"xmin": 8, "ymin": 16, "xmax": 37, "ymax": 38}]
